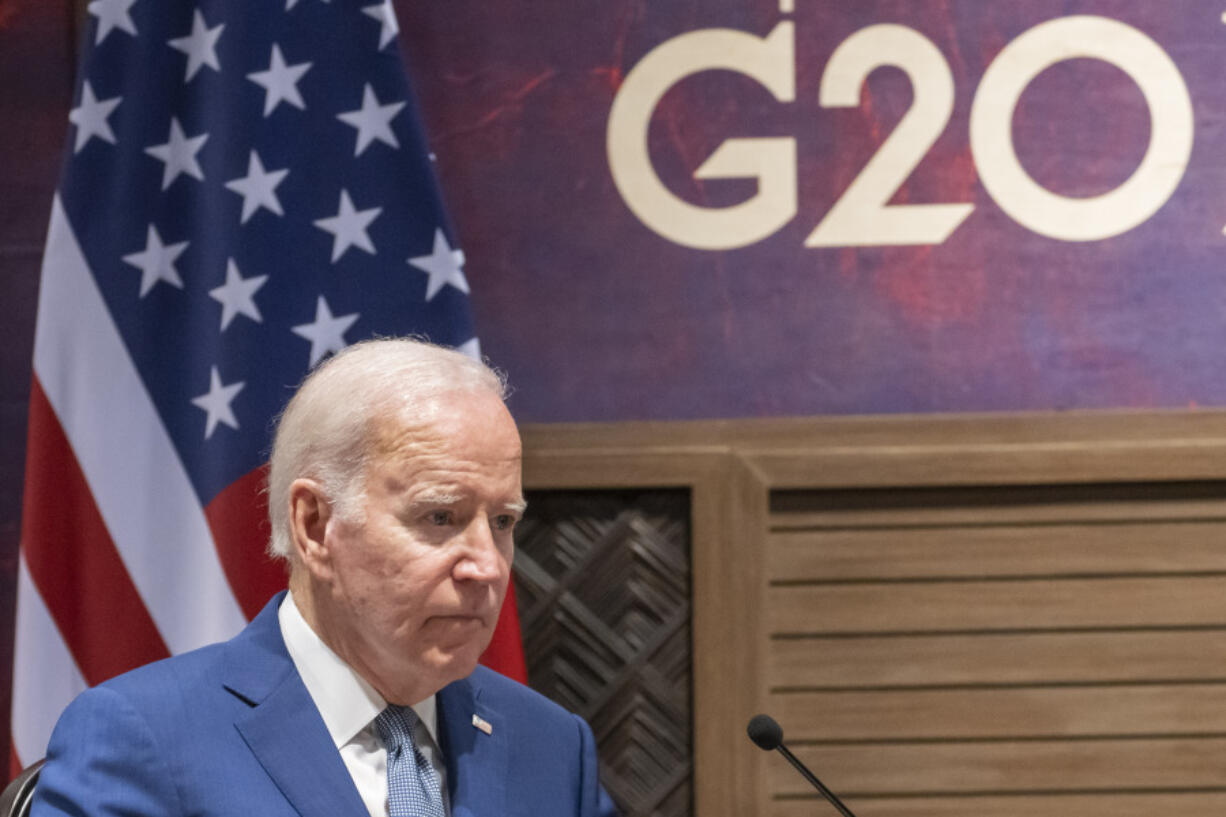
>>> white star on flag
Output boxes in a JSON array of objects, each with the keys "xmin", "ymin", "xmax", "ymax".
[
  {"xmin": 457, "ymin": 337, "xmax": 481, "ymax": 360},
  {"xmin": 337, "ymin": 84, "xmax": 405, "ymax": 156},
  {"xmin": 144, "ymin": 118, "xmax": 209, "ymax": 190},
  {"xmin": 408, "ymin": 228, "xmax": 469, "ymax": 300},
  {"xmin": 191, "ymin": 366, "xmax": 245, "ymax": 439},
  {"xmin": 224, "ymin": 150, "xmax": 288, "ymax": 223},
  {"xmin": 247, "ymin": 43, "xmax": 312, "ymax": 117},
  {"xmin": 362, "ymin": 0, "xmax": 399, "ymax": 49},
  {"xmin": 208, "ymin": 259, "xmax": 267, "ymax": 330},
  {"xmin": 314, "ymin": 189, "xmax": 381, "ymax": 262},
  {"xmin": 87, "ymin": 0, "xmax": 137, "ymax": 44},
  {"xmin": 292, "ymin": 296, "xmax": 360, "ymax": 366},
  {"xmin": 122, "ymin": 225, "xmax": 188, "ymax": 297},
  {"xmin": 69, "ymin": 81, "xmax": 122, "ymax": 153},
  {"xmin": 167, "ymin": 9, "xmax": 224, "ymax": 82}
]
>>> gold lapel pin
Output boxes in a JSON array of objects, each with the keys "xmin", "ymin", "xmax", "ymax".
[{"xmin": 471, "ymin": 714, "xmax": 493, "ymax": 735}]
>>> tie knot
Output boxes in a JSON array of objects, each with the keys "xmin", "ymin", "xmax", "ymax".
[{"xmin": 375, "ymin": 705, "xmax": 421, "ymax": 756}]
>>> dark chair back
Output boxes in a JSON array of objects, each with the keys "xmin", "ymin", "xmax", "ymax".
[{"xmin": 0, "ymin": 760, "xmax": 43, "ymax": 817}]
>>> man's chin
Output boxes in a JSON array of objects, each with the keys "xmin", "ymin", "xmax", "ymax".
[
  {"xmin": 425, "ymin": 632, "xmax": 494, "ymax": 674},
  {"xmin": 416, "ymin": 652, "xmax": 479, "ymax": 691},
  {"xmin": 366, "ymin": 632, "xmax": 495, "ymax": 704}
]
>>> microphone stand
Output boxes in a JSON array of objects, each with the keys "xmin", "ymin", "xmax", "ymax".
[{"xmin": 773, "ymin": 744, "xmax": 858, "ymax": 817}]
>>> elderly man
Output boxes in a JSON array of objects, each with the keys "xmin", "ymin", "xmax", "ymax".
[{"xmin": 32, "ymin": 339, "xmax": 617, "ymax": 817}]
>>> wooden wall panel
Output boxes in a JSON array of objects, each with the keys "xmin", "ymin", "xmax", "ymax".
[
  {"xmin": 771, "ymin": 630, "xmax": 1226, "ymax": 687},
  {"xmin": 766, "ymin": 479, "xmax": 1226, "ymax": 815},
  {"xmin": 768, "ymin": 576, "xmax": 1226, "ymax": 632},
  {"xmin": 519, "ymin": 447, "xmax": 769, "ymax": 817},
  {"xmin": 521, "ymin": 411, "xmax": 1226, "ymax": 816},
  {"xmin": 771, "ymin": 685, "xmax": 1226, "ymax": 738},
  {"xmin": 770, "ymin": 738, "xmax": 1226, "ymax": 794},
  {"xmin": 771, "ymin": 522, "xmax": 1226, "ymax": 579}
]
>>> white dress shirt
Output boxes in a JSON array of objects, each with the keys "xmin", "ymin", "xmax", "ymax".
[{"xmin": 278, "ymin": 593, "xmax": 449, "ymax": 817}]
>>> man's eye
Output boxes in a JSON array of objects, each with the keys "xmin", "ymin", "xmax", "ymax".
[
  {"xmin": 493, "ymin": 514, "xmax": 517, "ymax": 532},
  {"xmin": 427, "ymin": 511, "xmax": 452, "ymax": 526}
]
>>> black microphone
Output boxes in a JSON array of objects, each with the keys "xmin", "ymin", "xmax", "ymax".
[{"xmin": 747, "ymin": 714, "xmax": 859, "ymax": 817}]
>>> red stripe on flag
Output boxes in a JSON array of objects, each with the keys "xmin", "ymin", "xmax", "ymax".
[
  {"xmin": 9, "ymin": 739, "xmax": 21, "ymax": 782},
  {"xmin": 479, "ymin": 581, "xmax": 527, "ymax": 683},
  {"xmin": 203, "ymin": 464, "xmax": 287, "ymax": 621},
  {"xmin": 21, "ymin": 378, "xmax": 171, "ymax": 685}
]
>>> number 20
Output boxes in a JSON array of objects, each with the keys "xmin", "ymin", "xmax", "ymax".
[{"xmin": 606, "ymin": 16, "xmax": 1195, "ymax": 250}]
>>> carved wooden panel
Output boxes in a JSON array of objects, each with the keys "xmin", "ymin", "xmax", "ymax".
[{"xmin": 514, "ymin": 489, "xmax": 692, "ymax": 817}]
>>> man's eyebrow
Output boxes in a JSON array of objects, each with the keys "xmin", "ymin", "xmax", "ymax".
[
  {"xmin": 406, "ymin": 495, "xmax": 526, "ymax": 514},
  {"xmin": 409, "ymin": 492, "xmax": 464, "ymax": 507}
]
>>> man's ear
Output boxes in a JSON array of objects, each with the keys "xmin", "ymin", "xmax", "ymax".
[{"xmin": 288, "ymin": 478, "xmax": 334, "ymax": 578}]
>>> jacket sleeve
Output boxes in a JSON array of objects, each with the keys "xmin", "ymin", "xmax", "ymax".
[
  {"xmin": 574, "ymin": 713, "xmax": 618, "ymax": 817},
  {"xmin": 30, "ymin": 685, "xmax": 183, "ymax": 817}
]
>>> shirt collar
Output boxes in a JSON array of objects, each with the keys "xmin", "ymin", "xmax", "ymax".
[{"xmin": 278, "ymin": 592, "xmax": 439, "ymax": 748}]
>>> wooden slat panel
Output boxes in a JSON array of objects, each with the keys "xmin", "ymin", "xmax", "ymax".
[
  {"xmin": 770, "ymin": 630, "xmax": 1226, "ymax": 687},
  {"xmin": 770, "ymin": 684, "xmax": 1226, "ymax": 740},
  {"xmin": 752, "ymin": 442, "xmax": 1226, "ymax": 488},
  {"xmin": 771, "ymin": 499, "xmax": 1226, "ymax": 529},
  {"xmin": 771, "ymin": 793, "xmax": 1226, "ymax": 817},
  {"xmin": 769, "ymin": 576, "xmax": 1226, "ymax": 634},
  {"xmin": 770, "ymin": 522, "xmax": 1226, "ymax": 581},
  {"xmin": 770, "ymin": 738, "xmax": 1226, "ymax": 795}
]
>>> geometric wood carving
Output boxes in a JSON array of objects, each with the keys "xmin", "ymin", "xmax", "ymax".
[{"xmin": 515, "ymin": 489, "xmax": 692, "ymax": 817}]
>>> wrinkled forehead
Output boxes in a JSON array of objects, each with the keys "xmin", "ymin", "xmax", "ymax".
[{"xmin": 366, "ymin": 388, "xmax": 522, "ymax": 465}]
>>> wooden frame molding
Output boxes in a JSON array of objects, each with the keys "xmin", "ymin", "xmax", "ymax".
[{"xmin": 519, "ymin": 443, "xmax": 770, "ymax": 816}]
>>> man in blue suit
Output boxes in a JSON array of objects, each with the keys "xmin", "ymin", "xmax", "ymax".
[{"xmin": 32, "ymin": 338, "xmax": 617, "ymax": 817}]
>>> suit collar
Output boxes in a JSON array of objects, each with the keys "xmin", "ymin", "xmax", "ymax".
[
  {"xmin": 224, "ymin": 592, "xmax": 369, "ymax": 817},
  {"xmin": 220, "ymin": 592, "xmax": 295, "ymax": 705},
  {"xmin": 278, "ymin": 591, "xmax": 385, "ymax": 748},
  {"xmin": 437, "ymin": 670, "xmax": 508, "ymax": 817}
]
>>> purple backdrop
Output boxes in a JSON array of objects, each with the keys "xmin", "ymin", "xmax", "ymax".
[
  {"xmin": 402, "ymin": 0, "xmax": 1226, "ymax": 421},
  {"xmin": 5, "ymin": 0, "xmax": 1226, "ymax": 752}
]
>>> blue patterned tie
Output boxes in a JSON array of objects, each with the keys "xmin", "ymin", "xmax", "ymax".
[{"xmin": 375, "ymin": 705, "xmax": 446, "ymax": 817}]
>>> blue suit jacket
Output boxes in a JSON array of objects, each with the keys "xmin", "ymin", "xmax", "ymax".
[{"xmin": 31, "ymin": 593, "xmax": 617, "ymax": 817}]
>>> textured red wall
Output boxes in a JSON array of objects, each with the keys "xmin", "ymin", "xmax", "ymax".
[{"xmin": 0, "ymin": 0, "xmax": 75, "ymax": 747}]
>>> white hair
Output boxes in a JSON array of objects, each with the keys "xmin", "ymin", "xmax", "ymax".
[{"xmin": 266, "ymin": 337, "xmax": 508, "ymax": 561}]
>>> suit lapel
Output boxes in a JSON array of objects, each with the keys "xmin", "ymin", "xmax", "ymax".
[
  {"xmin": 437, "ymin": 676, "xmax": 508, "ymax": 817},
  {"xmin": 223, "ymin": 594, "xmax": 369, "ymax": 817}
]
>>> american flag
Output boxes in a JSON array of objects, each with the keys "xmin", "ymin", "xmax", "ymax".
[{"xmin": 13, "ymin": 0, "xmax": 526, "ymax": 771}]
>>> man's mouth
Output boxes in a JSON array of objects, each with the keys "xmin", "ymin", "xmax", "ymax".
[{"xmin": 427, "ymin": 613, "xmax": 486, "ymax": 627}]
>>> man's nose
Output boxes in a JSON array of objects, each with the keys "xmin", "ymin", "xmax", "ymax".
[{"xmin": 454, "ymin": 517, "xmax": 507, "ymax": 582}]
